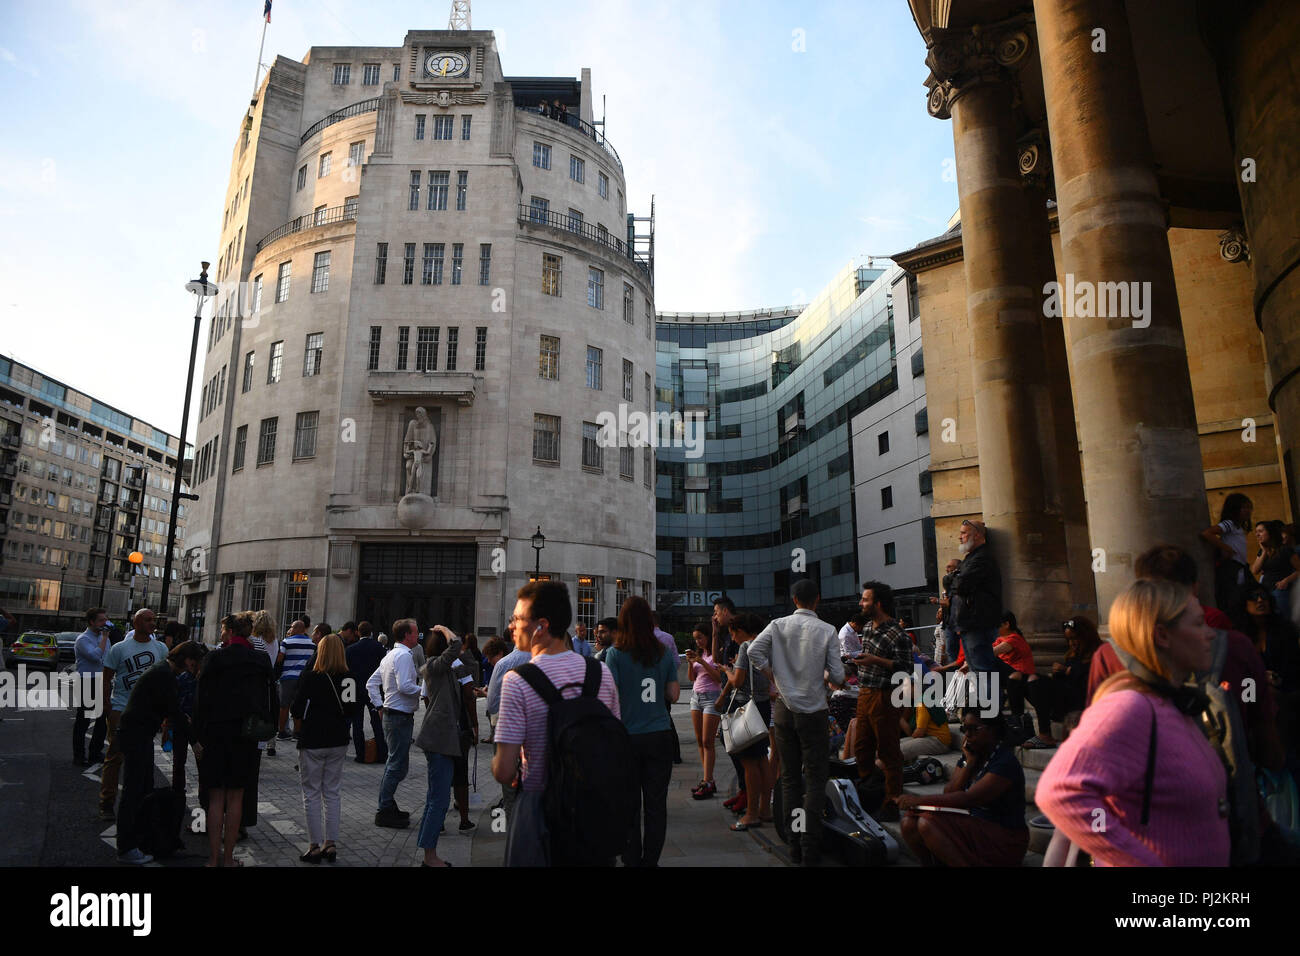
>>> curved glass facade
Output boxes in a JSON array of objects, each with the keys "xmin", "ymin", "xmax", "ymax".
[{"xmin": 655, "ymin": 263, "xmax": 899, "ymax": 624}]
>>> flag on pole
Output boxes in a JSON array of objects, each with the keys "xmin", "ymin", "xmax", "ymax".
[{"xmin": 264, "ymin": 0, "xmax": 272, "ymax": 23}]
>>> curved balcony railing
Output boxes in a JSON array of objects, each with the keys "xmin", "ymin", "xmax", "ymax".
[
  {"xmin": 517, "ymin": 204, "xmax": 650, "ymax": 281},
  {"xmin": 300, "ymin": 97, "xmax": 381, "ymax": 145},
  {"xmin": 256, "ymin": 204, "xmax": 356, "ymax": 253},
  {"xmin": 514, "ymin": 104, "xmax": 622, "ymax": 172}
]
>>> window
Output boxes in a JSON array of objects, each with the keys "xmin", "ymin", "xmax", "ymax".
[
  {"xmin": 422, "ymin": 243, "xmax": 444, "ymax": 284},
  {"xmin": 433, "ymin": 115, "xmax": 453, "ymax": 140},
  {"xmin": 232, "ymin": 425, "xmax": 247, "ymax": 472},
  {"xmin": 456, "ymin": 170, "xmax": 468, "ymax": 210},
  {"xmin": 256, "ymin": 417, "xmax": 278, "ymax": 465},
  {"xmin": 303, "ymin": 332, "xmax": 323, "ymax": 376},
  {"xmin": 363, "ymin": 63, "xmax": 380, "ymax": 85},
  {"xmin": 397, "ymin": 326, "xmax": 409, "ymax": 370},
  {"xmin": 333, "ymin": 63, "xmax": 350, "ymax": 85},
  {"xmin": 451, "ymin": 243, "xmax": 463, "ymax": 285},
  {"xmin": 585, "ymin": 347, "xmax": 603, "ymax": 390},
  {"xmin": 409, "ymin": 171, "xmax": 421, "ymax": 210},
  {"xmin": 919, "ymin": 470, "xmax": 933, "ymax": 496},
  {"xmin": 478, "ymin": 243, "xmax": 491, "ymax": 285},
  {"xmin": 246, "ymin": 571, "xmax": 267, "ymax": 610},
  {"xmin": 567, "ymin": 208, "xmax": 583, "ymax": 232},
  {"xmin": 415, "ymin": 114, "xmax": 426, "ymax": 140},
  {"xmin": 911, "ymin": 348, "xmax": 924, "ymax": 378},
  {"xmin": 582, "ymin": 423, "xmax": 602, "ymax": 471},
  {"xmin": 275, "ymin": 261, "xmax": 291, "ymax": 302},
  {"xmin": 533, "ymin": 142, "xmax": 551, "ymax": 169},
  {"xmin": 282, "ymin": 571, "xmax": 308, "ymax": 626},
  {"xmin": 374, "ymin": 242, "xmax": 388, "ymax": 284},
  {"xmin": 587, "ymin": 267, "xmax": 604, "ymax": 309},
  {"xmin": 445, "ymin": 327, "xmax": 459, "ymax": 370},
  {"xmin": 598, "ymin": 171, "xmax": 609, "ymax": 198},
  {"xmin": 616, "ymin": 578, "xmax": 631, "ymax": 611},
  {"xmin": 570, "ymin": 155, "xmax": 585, "ymax": 183},
  {"xmin": 881, "ymin": 485, "xmax": 893, "ymax": 509},
  {"xmin": 884, "ymin": 542, "xmax": 897, "ymax": 566},
  {"xmin": 318, "ymin": 152, "xmax": 331, "ymax": 178},
  {"xmin": 368, "ymin": 327, "xmax": 382, "ymax": 370},
  {"xmin": 344, "ymin": 195, "xmax": 358, "ymax": 219},
  {"xmin": 620, "ymin": 443, "xmax": 634, "ymax": 480},
  {"xmin": 267, "ymin": 341, "xmax": 284, "ymax": 383},
  {"xmin": 311, "ymin": 251, "xmax": 331, "ymax": 293},
  {"xmin": 474, "ymin": 327, "xmax": 487, "ymax": 371},
  {"xmin": 915, "ymin": 407, "xmax": 929, "ymax": 435},
  {"xmin": 532, "ymin": 414, "xmax": 560, "ymax": 463},
  {"xmin": 576, "ymin": 576, "xmax": 599, "ymax": 632},
  {"xmin": 296, "ymin": 165, "xmax": 307, "ymax": 191},
  {"xmin": 877, "ymin": 431, "xmax": 890, "ymax": 455},
  {"xmin": 646, "ymin": 300, "xmax": 652, "ymax": 339},
  {"xmin": 393, "ymin": 63, "xmax": 400, "ymax": 81},
  {"xmin": 539, "ymin": 335, "xmax": 559, "ymax": 380},
  {"xmin": 416, "ymin": 327, "xmax": 439, "ymax": 371},
  {"xmin": 427, "ymin": 170, "xmax": 449, "ymax": 210},
  {"xmin": 623, "ymin": 282, "xmax": 634, "ymax": 324},
  {"xmin": 242, "ymin": 351, "xmax": 256, "ymax": 393},
  {"xmin": 597, "ymin": 223, "xmax": 608, "ymax": 244},
  {"xmin": 251, "ymin": 273, "xmax": 263, "ymax": 314},
  {"xmin": 622, "ymin": 359, "xmax": 633, "ymax": 400},
  {"xmin": 293, "ymin": 411, "xmax": 319, "ymax": 459},
  {"xmin": 348, "ymin": 140, "xmax": 365, "ymax": 168},
  {"xmin": 461, "ymin": 114, "xmax": 472, "ymax": 140},
  {"xmin": 403, "ymin": 243, "xmax": 416, "ymax": 284},
  {"xmin": 542, "ymin": 254, "xmax": 562, "ymax": 296},
  {"xmin": 529, "ymin": 196, "xmax": 549, "ymax": 222}
]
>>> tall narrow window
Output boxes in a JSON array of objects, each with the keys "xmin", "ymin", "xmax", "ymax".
[
  {"xmin": 415, "ymin": 114, "xmax": 426, "ymax": 140},
  {"xmin": 569, "ymin": 155, "xmax": 585, "ymax": 183},
  {"xmin": 242, "ymin": 351, "xmax": 256, "ymax": 393},
  {"xmin": 542, "ymin": 254, "xmax": 562, "ymax": 296},
  {"xmin": 456, "ymin": 170, "xmax": 468, "ymax": 210},
  {"xmin": 539, "ymin": 336, "xmax": 559, "ymax": 380},
  {"xmin": 409, "ymin": 171, "xmax": 421, "ymax": 210},
  {"xmin": 881, "ymin": 485, "xmax": 894, "ymax": 509},
  {"xmin": 256, "ymin": 417, "xmax": 278, "ymax": 465},
  {"xmin": 620, "ymin": 443, "xmax": 634, "ymax": 480},
  {"xmin": 533, "ymin": 142, "xmax": 551, "ymax": 169},
  {"xmin": 268, "ymin": 341, "xmax": 284, "ymax": 383},
  {"xmin": 529, "ymin": 196, "xmax": 548, "ymax": 222},
  {"xmin": 252, "ymin": 273, "xmax": 263, "ymax": 314},
  {"xmin": 586, "ymin": 347, "xmax": 603, "ymax": 390},
  {"xmin": 582, "ymin": 422, "xmax": 602, "ymax": 471},
  {"xmin": 314, "ymin": 204, "xmax": 328, "ymax": 226},
  {"xmin": 622, "ymin": 359, "xmax": 633, "ymax": 400},
  {"xmin": 532, "ymin": 414, "xmax": 560, "ymax": 464},
  {"xmin": 275, "ymin": 261, "xmax": 291, "ymax": 302},
  {"xmin": 416, "ymin": 327, "xmax": 439, "ymax": 371},
  {"xmin": 445, "ymin": 327, "xmax": 459, "ymax": 371},
  {"xmin": 362, "ymin": 63, "xmax": 380, "ymax": 85},
  {"xmin": 311, "ymin": 251, "xmax": 331, "ymax": 293},
  {"xmin": 433, "ymin": 115, "xmax": 453, "ymax": 140},
  {"xmin": 567, "ymin": 208, "xmax": 583, "ymax": 232},
  {"xmin": 318, "ymin": 152, "xmax": 331, "ymax": 178},
  {"xmin": 461, "ymin": 114, "xmax": 472, "ymax": 140},
  {"xmin": 232, "ymin": 425, "xmax": 247, "ymax": 472},
  {"xmin": 645, "ymin": 300, "xmax": 652, "ymax": 339},
  {"xmin": 427, "ymin": 170, "xmax": 449, "ymax": 210},
  {"xmin": 422, "ymin": 243, "xmax": 444, "ymax": 284},
  {"xmin": 293, "ymin": 411, "xmax": 319, "ymax": 459},
  {"xmin": 374, "ymin": 242, "xmax": 388, "ymax": 284},
  {"xmin": 397, "ymin": 326, "xmax": 409, "ymax": 370},
  {"xmin": 344, "ymin": 195, "xmax": 358, "ymax": 219},
  {"xmin": 451, "ymin": 243, "xmax": 463, "ymax": 285},
  {"xmin": 474, "ymin": 327, "xmax": 487, "ymax": 371},
  {"xmin": 332, "ymin": 63, "xmax": 350, "ymax": 85},
  {"xmin": 303, "ymin": 332, "xmax": 323, "ymax": 376},
  {"xmin": 587, "ymin": 267, "xmax": 604, "ymax": 309},
  {"xmin": 623, "ymin": 282, "xmax": 634, "ymax": 324},
  {"xmin": 348, "ymin": 140, "xmax": 365, "ymax": 167},
  {"xmin": 368, "ymin": 327, "xmax": 382, "ymax": 370},
  {"xmin": 478, "ymin": 244, "xmax": 491, "ymax": 285},
  {"xmin": 402, "ymin": 243, "xmax": 415, "ymax": 284},
  {"xmin": 296, "ymin": 165, "xmax": 307, "ymax": 191},
  {"xmin": 598, "ymin": 171, "xmax": 609, "ymax": 198}
]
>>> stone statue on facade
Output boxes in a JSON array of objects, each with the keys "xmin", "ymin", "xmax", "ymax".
[{"xmin": 403, "ymin": 407, "xmax": 437, "ymax": 495}]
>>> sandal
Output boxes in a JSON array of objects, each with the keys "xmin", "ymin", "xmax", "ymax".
[
  {"xmin": 1021, "ymin": 736, "xmax": 1058, "ymax": 750},
  {"xmin": 730, "ymin": 820, "xmax": 761, "ymax": 831},
  {"xmin": 300, "ymin": 846, "xmax": 323, "ymax": 864}
]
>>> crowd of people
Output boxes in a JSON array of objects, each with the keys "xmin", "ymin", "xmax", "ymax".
[{"xmin": 69, "ymin": 504, "xmax": 1300, "ymax": 866}]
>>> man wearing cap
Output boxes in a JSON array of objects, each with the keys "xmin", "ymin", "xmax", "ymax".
[{"xmin": 949, "ymin": 520, "xmax": 1003, "ymax": 675}]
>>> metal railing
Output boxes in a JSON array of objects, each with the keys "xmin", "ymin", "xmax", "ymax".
[
  {"xmin": 256, "ymin": 205, "xmax": 357, "ymax": 252},
  {"xmin": 518, "ymin": 204, "xmax": 651, "ymax": 280},
  {"xmin": 514, "ymin": 104, "xmax": 622, "ymax": 172},
  {"xmin": 301, "ymin": 97, "xmax": 381, "ymax": 145}
]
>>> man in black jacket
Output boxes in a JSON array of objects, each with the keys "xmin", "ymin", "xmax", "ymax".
[
  {"xmin": 346, "ymin": 621, "xmax": 388, "ymax": 763},
  {"xmin": 949, "ymin": 520, "xmax": 1003, "ymax": 675}
]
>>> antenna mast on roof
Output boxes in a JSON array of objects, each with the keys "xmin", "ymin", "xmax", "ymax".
[{"xmin": 448, "ymin": 0, "xmax": 471, "ymax": 29}]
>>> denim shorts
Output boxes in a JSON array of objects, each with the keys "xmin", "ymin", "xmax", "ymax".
[{"xmin": 690, "ymin": 689, "xmax": 719, "ymax": 716}]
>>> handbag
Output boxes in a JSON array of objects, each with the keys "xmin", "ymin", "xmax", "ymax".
[
  {"xmin": 240, "ymin": 668, "xmax": 278, "ymax": 741},
  {"xmin": 719, "ymin": 684, "xmax": 768, "ymax": 754}
]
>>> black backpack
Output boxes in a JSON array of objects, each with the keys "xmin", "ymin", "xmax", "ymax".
[
  {"xmin": 515, "ymin": 658, "xmax": 638, "ymax": 865},
  {"xmin": 135, "ymin": 787, "xmax": 185, "ymax": 858}
]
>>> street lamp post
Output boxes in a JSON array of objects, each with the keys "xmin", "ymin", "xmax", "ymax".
[
  {"xmin": 58, "ymin": 557, "xmax": 68, "ymax": 622},
  {"xmin": 127, "ymin": 550, "xmax": 144, "ymax": 614},
  {"xmin": 160, "ymin": 263, "xmax": 216, "ymax": 623},
  {"xmin": 531, "ymin": 526, "xmax": 545, "ymax": 581}
]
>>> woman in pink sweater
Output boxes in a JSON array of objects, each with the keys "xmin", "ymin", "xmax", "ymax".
[{"xmin": 1036, "ymin": 578, "xmax": 1230, "ymax": 866}]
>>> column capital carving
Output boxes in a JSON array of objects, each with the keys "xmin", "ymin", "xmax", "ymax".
[
  {"xmin": 923, "ymin": 14, "xmax": 1034, "ymax": 120},
  {"xmin": 1017, "ymin": 128, "xmax": 1053, "ymax": 192},
  {"xmin": 1219, "ymin": 226, "xmax": 1250, "ymax": 263}
]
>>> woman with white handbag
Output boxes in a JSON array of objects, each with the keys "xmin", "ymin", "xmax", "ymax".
[{"xmin": 719, "ymin": 613, "xmax": 775, "ymax": 831}]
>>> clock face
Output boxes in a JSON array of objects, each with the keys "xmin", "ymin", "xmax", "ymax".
[{"xmin": 425, "ymin": 51, "xmax": 469, "ymax": 78}]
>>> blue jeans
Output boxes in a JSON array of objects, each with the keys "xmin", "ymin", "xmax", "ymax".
[
  {"xmin": 417, "ymin": 751, "xmax": 455, "ymax": 851},
  {"xmin": 957, "ymin": 626, "xmax": 999, "ymax": 674},
  {"xmin": 378, "ymin": 710, "xmax": 414, "ymax": 812},
  {"xmin": 942, "ymin": 627, "xmax": 962, "ymax": 665}
]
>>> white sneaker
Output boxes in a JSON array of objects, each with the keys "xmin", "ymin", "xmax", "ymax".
[{"xmin": 117, "ymin": 848, "xmax": 154, "ymax": 865}]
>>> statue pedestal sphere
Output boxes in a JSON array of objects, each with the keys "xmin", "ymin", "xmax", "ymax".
[{"xmin": 397, "ymin": 493, "xmax": 436, "ymax": 529}]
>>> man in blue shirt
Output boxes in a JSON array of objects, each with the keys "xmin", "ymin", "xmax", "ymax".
[
  {"xmin": 73, "ymin": 607, "xmax": 110, "ymax": 766},
  {"xmin": 99, "ymin": 608, "xmax": 168, "ymax": 821},
  {"xmin": 485, "ymin": 636, "xmax": 530, "ymax": 817},
  {"xmin": 276, "ymin": 619, "xmax": 316, "ymax": 739}
]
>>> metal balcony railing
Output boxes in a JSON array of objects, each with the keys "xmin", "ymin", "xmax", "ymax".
[
  {"xmin": 300, "ymin": 97, "xmax": 381, "ymax": 145},
  {"xmin": 514, "ymin": 104, "xmax": 622, "ymax": 172},
  {"xmin": 518, "ymin": 204, "xmax": 651, "ymax": 281},
  {"xmin": 256, "ymin": 205, "xmax": 357, "ymax": 253}
]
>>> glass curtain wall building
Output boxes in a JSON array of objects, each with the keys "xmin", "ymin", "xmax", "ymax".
[{"xmin": 655, "ymin": 262, "xmax": 902, "ymax": 628}]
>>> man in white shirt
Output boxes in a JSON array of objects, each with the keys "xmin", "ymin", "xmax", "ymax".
[
  {"xmin": 366, "ymin": 617, "xmax": 422, "ymax": 828},
  {"xmin": 837, "ymin": 613, "xmax": 866, "ymax": 659},
  {"xmin": 747, "ymin": 579, "xmax": 844, "ymax": 867}
]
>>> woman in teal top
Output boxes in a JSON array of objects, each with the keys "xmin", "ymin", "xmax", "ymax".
[{"xmin": 604, "ymin": 596, "xmax": 681, "ymax": 867}]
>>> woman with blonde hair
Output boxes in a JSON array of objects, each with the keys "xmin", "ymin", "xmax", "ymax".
[
  {"xmin": 1036, "ymin": 578, "xmax": 1228, "ymax": 866},
  {"xmin": 290, "ymin": 634, "xmax": 358, "ymax": 862}
]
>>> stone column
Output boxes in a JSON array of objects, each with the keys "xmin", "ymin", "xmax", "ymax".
[
  {"xmin": 1034, "ymin": 0, "xmax": 1212, "ymax": 617},
  {"xmin": 925, "ymin": 21, "xmax": 1075, "ymax": 640},
  {"xmin": 1212, "ymin": 0, "xmax": 1300, "ymax": 522}
]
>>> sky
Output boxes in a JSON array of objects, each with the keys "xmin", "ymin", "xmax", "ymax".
[{"xmin": 0, "ymin": 0, "xmax": 958, "ymax": 440}]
